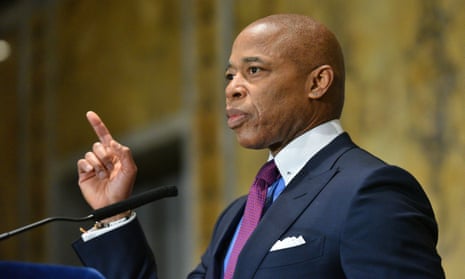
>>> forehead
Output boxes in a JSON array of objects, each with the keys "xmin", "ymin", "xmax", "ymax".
[{"xmin": 229, "ymin": 24, "xmax": 284, "ymax": 65}]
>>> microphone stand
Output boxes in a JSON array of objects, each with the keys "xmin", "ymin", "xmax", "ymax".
[
  {"xmin": 0, "ymin": 215, "xmax": 94, "ymax": 241},
  {"xmin": 0, "ymin": 185, "xmax": 178, "ymax": 241}
]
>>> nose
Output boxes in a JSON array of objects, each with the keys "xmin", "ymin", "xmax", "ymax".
[{"xmin": 225, "ymin": 74, "xmax": 247, "ymax": 102}]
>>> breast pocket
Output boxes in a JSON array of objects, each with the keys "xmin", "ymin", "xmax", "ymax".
[{"xmin": 261, "ymin": 234, "xmax": 325, "ymax": 268}]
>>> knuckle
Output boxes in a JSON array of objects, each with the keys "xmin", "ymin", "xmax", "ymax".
[
  {"xmin": 92, "ymin": 142, "xmax": 102, "ymax": 151},
  {"xmin": 84, "ymin": 151, "xmax": 94, "ymax": 159}
]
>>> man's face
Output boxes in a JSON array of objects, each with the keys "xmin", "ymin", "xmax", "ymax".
[{"xmin": 225, "ymin": 23, "xmax": 314, "ymax": 155}]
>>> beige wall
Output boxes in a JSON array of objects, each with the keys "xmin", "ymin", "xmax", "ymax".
[{"xmin": 0, "ymin": 0, "xmax": 463, "ymax": 277}]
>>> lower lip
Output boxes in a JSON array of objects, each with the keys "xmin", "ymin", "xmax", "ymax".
[{"xmin": 227, "ymin": 114, "xmax": 247, "ymax": 128}]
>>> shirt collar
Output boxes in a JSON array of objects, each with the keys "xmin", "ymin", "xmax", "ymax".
[{"xmin": 269, "ymin": 119, "xmax": 344, "ymax": 185}]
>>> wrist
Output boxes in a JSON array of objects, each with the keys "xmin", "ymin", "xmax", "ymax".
[
  {"xmin": 80, "ymin": 211, "xmax": 136, "ymax": 242},
  {"xmin": 95, "ymin": 210, "xmax": 133, "ymax": 229}
]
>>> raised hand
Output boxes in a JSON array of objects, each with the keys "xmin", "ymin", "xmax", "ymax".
[{"xmin": 77, "ymin": 111, "xmax": 137, "ymax": 211}]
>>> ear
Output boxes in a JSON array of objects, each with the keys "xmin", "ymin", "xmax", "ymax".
[{"xmin": 305, "ymin": 65, "xmax": 334, "ymax": 99}]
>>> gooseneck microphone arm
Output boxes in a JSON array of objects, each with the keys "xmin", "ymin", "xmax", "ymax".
[
  {"xmin": 0, "ymin": 185, "xmax": 178, "ymax": 241},
  {"xmin": 0, "ymin": 215, "xmax": 94, "ymax": 241}
]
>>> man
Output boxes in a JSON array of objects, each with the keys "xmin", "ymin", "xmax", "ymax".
[{"xmin": 73, "ymin": 14, "xmax": 445, "ymax": 278}]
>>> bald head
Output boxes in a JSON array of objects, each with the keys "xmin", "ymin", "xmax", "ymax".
[
  {"xmin": 244, "ymin": 14, "xmax": 344, "ymax": 76},
  {"xmin": 226, "ymin": 14, "xmax": 347, "ymax": 152},
  {"xmin": 237, "ymin": 14, "xmax": 345, "ymax": 118}
]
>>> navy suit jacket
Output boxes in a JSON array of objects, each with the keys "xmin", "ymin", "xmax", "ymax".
[{"xmin": 74, "ymin": 133, "xmax": 445, "ymax": 278}]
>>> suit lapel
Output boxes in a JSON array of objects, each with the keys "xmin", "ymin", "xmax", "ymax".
[
  {"xmin": 232, "ymin": 168, "xmax": 338, "ymax": 279},
  {"xmin": 232, "ymin": 133, "xmax": 355, "ymax": 279},
  {"xmin": 212, "ymin": 198, "xmax": 246, "ymax": 253},
  {"xmin": 209, "ymin": 197, "xmax": 246, "ymax": 278}
]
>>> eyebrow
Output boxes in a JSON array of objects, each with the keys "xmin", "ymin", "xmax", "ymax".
[
  {"xmin": 243, "ymin": 56, "xmax": 263, "ymax": 63},
  {"xmin": 226, "ymin": 56, "xmax": 266, "ymax": 71}
]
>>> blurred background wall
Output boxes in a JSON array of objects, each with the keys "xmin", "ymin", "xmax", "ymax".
[{"xmin": 0, "ymin": 0, "xmax": 463, "ymax": 278}]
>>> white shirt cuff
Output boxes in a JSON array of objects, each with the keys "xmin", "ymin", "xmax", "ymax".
[{"xmin": 81, "ymin": 211, "xmax": 136, "ymax": 242}]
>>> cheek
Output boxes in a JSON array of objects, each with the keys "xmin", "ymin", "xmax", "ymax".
[
  {"xmin": 253, "ymin": 88, "xmax": 285, "ymax": 120},
  {"xmin": 259, "ymin": 92, "xmax": 310, "ymax": 137},
  {"xmin": 236, "ymin": 82, "xmax": 307, "ymax": 148},
  {"xmin": 255, "ymin": 92, "xmax": 296, "ymax": 126}
]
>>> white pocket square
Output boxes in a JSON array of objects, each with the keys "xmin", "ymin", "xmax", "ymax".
[{"xmin": 270, "ymin": 235, "xmax": 306, "ymax": 252}]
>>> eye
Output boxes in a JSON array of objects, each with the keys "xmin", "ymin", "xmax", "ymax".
[
  {"xmin": 225, "ymin": 73, "xmax": 234, "ymax": 81},
  {"xmin": 248, "ymin": 66, "xmax": 261, "ymax": 75}
]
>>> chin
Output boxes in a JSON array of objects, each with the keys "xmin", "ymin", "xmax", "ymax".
[{"xmin": 235, "ymin": 135, "xmax": 267, "ymax": 150}]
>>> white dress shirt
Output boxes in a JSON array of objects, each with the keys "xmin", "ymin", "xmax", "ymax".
[{"xmin": 273, "ymin": 119, "xmax": 344, "ymax": 185}]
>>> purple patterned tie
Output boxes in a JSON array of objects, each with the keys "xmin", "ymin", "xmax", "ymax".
[{"xmin": 224, "ymin": 160, "xmax": 281, "ymax": 279}]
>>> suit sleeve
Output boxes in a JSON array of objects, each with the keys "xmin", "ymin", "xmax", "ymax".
[
  {"xmin": 340, "ymin": 166, "xmax": 445, "ymax": 278},
  {"xmin": 73, "ymin": 217, "xmax": 158, "ymax": 279}
]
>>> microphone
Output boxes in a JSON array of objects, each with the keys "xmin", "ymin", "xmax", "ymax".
[
  {"xmin": 0, "ymin": 185, "xmax": 178, "ymax": 241},
  {"xmin": 91, "ymin": 185, "xmax": 178, "ymax": 220}
]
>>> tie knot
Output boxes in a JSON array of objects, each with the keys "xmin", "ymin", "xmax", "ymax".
[{"xmin": 256, "ymin": 160, "xmax": 281, "ymax": 186}]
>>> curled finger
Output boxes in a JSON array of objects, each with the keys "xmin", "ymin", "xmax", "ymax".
[
  {"xmin": 92, "ymin": 142, "xmax": 114, "ymax": 171},
  {"xmin": 77, "ymin": 158, "xmax": 94, "ymax": 174},
  {"xmin": 84, "ymin": 151, "xmax": 108, "ymax": 179}
]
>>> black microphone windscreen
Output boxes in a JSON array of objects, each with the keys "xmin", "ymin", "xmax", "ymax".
[{"xmin": 91, "ymin": 185, "xmax": 178, "ymax": 220}]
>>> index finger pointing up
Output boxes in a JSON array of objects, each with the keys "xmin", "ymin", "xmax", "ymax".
[{"xmin": 86, "ymin": 111, "xmax": 114, "ymax": 145}]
